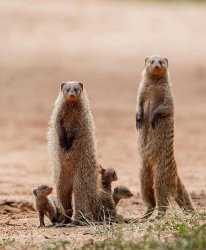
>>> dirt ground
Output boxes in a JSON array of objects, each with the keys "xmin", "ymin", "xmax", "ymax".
[{"xmin": 0, "ymin": 0, "xmax": 206, "ymax": 247}]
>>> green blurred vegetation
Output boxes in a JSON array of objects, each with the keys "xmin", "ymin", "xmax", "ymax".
[{"xmin": 81, "ymin": 224, "xmax": 206, "ymax": 250}]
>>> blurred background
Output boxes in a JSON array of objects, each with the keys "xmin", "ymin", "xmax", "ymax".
[{"xmin": 0, "ymin": 0, "xmax": 206, "ymax": 201}]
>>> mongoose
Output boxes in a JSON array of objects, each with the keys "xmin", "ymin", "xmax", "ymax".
[
  {"xmin": 48, "ymin": 81, "xmax": 116, "ymax": 224},
  {"xmin": 100, "ymin": 166, "xmax": 118, "ymax": 193},
  {"xmin": 99, "ymin": 166, "xmax": 133, "ymax": 206},
  {"xmin": 33, "ymin": 185, "xmax": 63, "ymax": 227},
  {"xmin": 113, "ymin": 186, "xmax": 134, "ymax": 206},
  {"xmin": 136, "ymin": 55, "xmax": 194, "ymax": 219}
]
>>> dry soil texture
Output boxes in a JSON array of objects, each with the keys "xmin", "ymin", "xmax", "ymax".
[{"xmin": 0, "ymin": 0, "xmax": 206, "ymax": 247}]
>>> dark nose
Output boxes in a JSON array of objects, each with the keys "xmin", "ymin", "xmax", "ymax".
[{"xmin": 154, "ymin": 65, "xmax": 160, "ymax": 70}]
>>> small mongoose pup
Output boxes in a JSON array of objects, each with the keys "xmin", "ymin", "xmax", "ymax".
[
  {"xmin": 48, "ymin": 81, "xmax": 116, "ymax": 224},
  {"xmin": 113, "ymin": 186, "xmax": 134, "ymax": 206},
  {"xmin": 100, "ymin": 166, "xmax": 133, "ymax": 206},
  {"xmin": 136, "ymin": 55, "xmax": 194, "ymax": 219},
  {"xmin": 100, "ymin": 166, "xmax": 118, "ymax": 193},
  {"xmin": 33, "ymin": 185, "xmax": 63, "ymax": 227}
]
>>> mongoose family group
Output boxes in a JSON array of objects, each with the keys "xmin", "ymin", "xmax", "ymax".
[
  {"xmin": 33, "ymin": 55, "xmax": 194, "ymax": 227},
  {"xmin": 33, "ymin": 169, "xmax": 133, "ymax": 227}
]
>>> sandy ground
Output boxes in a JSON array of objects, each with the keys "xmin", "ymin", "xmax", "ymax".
[{"xmin": 0, "ymin": 0, "xmax": 206, "ymax": 247}]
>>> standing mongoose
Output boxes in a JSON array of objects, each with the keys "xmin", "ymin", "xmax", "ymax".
[
  {"xmin": 48, "ymin": 81, "xmax": 116, "ymax": 224},
  {"xmin": 113, "ymin": 186, "xmax": 134, "ymax": 206},
  {"xmin": 33, "ymin": 185, "xmax": 63, "ymax": 227},
  {"xmin": 136, "ymin": 55, "xmax": 194, "ymax": 219}
]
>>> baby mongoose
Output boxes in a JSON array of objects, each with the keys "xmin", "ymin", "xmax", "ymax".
[
  {"xmin": 100, "ymin": 166, "xmax": 118, "ymax": 193},
  {"xmin": 113, "ymin": 186, "xmax": 134, "ymax": 206},
  {"xmin": 100, "ymin": 166, "xmax": 133, "ymax": 206},
  {"xmin": 136, "ymin": 55, "xmax": 194, "ymax": 219},
  {"xmin": 48, "ymin": 81, "xmax": 116, "ymax": 224},
  {"xmin": 33, "ymin": 185, "xmax": 63, "ymax": 227}
]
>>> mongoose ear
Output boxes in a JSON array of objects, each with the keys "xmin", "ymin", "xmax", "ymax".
[
  {"xmin": 145, "ymin": 57, "xmax": 149, "ymax": 66},
  {"xmin": 101, "ymin": 168, "xmax": 106, "ymax": 176},
  {"xmin": 33, "ymin": 189, "xmax": 37, "ymax": 196},
  {"xmin": 112, "ymin": 172, "xmax": 118, "ymax": 180},
  {"xmin": 61, "ymin": 82, "xmax": 66, "ymax": 91},
  {"xmin": 164, "ymin": 58, "xmax": 168, "ymax": 66},
  {"xmin": 79, "ymin": 82, "xmax": 83, "ymax": 91}
]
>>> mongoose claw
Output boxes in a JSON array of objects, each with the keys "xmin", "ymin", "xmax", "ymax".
[
  {"xmin": 136, "ymin": 121, "xmax": 142, "ymax": 130},
  {"xmin": 59, "ymin": 137, "xmax": 68, "ymax": 149},
  {"xmin": 136, "ymin": 111, "xmax": 144, "ymax": 130},
  {"xmin": 136, "ymin": 117, "xmax": 143, "ymax": 130}
]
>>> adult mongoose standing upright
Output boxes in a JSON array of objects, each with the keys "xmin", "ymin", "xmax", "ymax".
[
  {"xmin": 136, "ymin": 55, "xmax": 194, "ymax": 219},
  {"xmin": 33, "ymin": 185, "xmax": 63, "ymax": 227},
  {"xmin": 48, "ymin": 81, "xmax": 116, "ymax": 224}
]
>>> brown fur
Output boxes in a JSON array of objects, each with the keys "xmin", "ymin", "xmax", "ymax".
[
  {"xmin": 113, "ymin": 186, "xmax": 133, "ymax": 206},
  {"xmin": 100, "ymin": 167, "xmax": 133, "ymax": 206},
  {"xmin": 136, "ymin": 55, "xmax": 194, "ymax": 219},
  {"xmin": 33, "ymin": 185, "xmax": 63, "ymax": 227},
  {"xmin": 48, "ymin": 81, "xmax": 116, "ymax": 224},
  {"xmin": 100, "ymin": 165, "xmax": 118, "ymax": 193}
]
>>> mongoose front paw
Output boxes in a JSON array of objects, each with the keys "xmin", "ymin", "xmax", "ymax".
[
  {"xmin": 151, "ymin": 113, "xmax": 159, "ymax": 129},
  {"xmin": 136, "ymin": 117, "xmax": 143, "ymax": 130},
  {"xmin": 59, "ymin": 137, "xmax": 68, "ymax": 149},
  {"xmin": 66, "ymin": 133, "xmax": 75, "ymax": 150},
  {"xmin": 136, "ymin": 118, "xmax": 142, "ymax": 130}
]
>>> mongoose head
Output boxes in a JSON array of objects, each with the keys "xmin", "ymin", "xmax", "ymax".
[
  {"xmin": 33, "ymin": 185, "xmax": 53, "ymax": 197},
  {"xmin": 61, "ymin": 81, "xmax": 83, "ymax": 102},
  {"xmin": 145, "ymin": 55, "xmax": 168, "ymax": 76},
  {"xmin": 105, "ymin": 168, "xmax": 118, "ymax": 182},
  {"xmin": 113, "ymin": 186, "xmax": 133, "ymax": 199}
]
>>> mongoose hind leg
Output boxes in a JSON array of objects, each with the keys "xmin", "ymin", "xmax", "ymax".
[
  {"xmin": 142, "ymin": 206, "xmax": 155, "ymax": 219},
  {"xmin": 175, "ymin": 176, "xmax": 194, "ymax": 211},
  {"xmin": 38, "ymin": 212, "xmax": 45, "ymax": 227},
  {"xmin": 154, "ymin": 179, "xmax": 170, "ymax": 219},
  {"xmin": 56, "ymin": 175, "xmax": 73, "ymax": 225},
  {"xmin": 140, "ymin": 165, "xmax": 156, "ymax": 219},
  {"xmin": 49, "ymin": 212, "xmax": 58, "ymax": 226}
]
